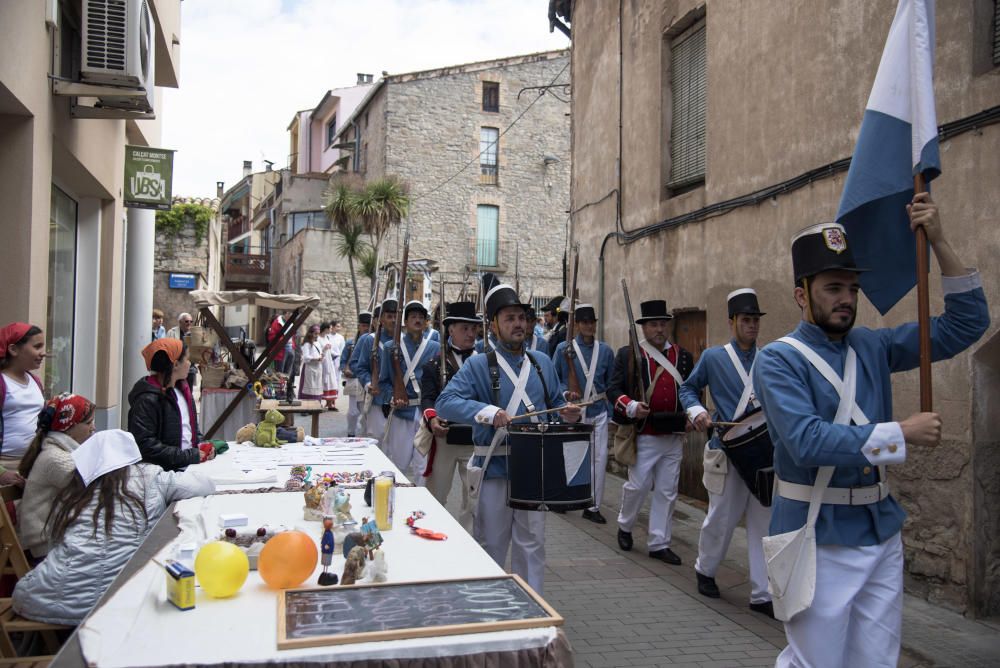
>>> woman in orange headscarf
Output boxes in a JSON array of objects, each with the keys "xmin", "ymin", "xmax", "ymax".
[{"xmin": 126, "ymin": 339, "xmax": 215, "ymax": 471}]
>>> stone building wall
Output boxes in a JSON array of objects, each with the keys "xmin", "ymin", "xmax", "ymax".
[
  {"xmin": 152, "ymin": 197, "xmax": 219, "ymax": 327},
  {"xmin": 568, "ymin": 0, "xmax": 1000, "ymax": 615}
]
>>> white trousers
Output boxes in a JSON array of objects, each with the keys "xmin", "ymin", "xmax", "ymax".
[
  {"xmin": 424, "ymin": 436, "xmax": 472, "ymax": 532},
  {"xmin": 346, "ymin": 395, "xmax": 361, "ymax": 436},
  {"xmin": 694, "ymin": 467, "xmax": 772, "ymax": 603},
  {"xmin": 617, "ymin": 433, "xmax": 683, "ymax": 551},
  {"xmin": 476, "ymin": 477, "xmax": 546, "ymax": 595},
  {"xmin": 585, "ymin": 412, "xmax": 609, "ymax": 512},
  {"xmin": 384, "ymin": 415, "xmax": 422, "ymax": 482},
  {"xmin": 364, "ymin": 404, "xmax": 387, "ymax": 447},
  {"xmin": 777, "ymin": 532, "xmax": 903, "ymax": 668}
]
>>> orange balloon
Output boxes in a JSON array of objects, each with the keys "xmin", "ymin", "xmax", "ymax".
[{"xmin": 257, "ymin": 531, "xmax": 318, "ymax": 589}]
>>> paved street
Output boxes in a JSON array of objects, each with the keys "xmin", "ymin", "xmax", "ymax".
[{"xmin": 288, "ymin": 398, "xmax": 998, "ymax": 668}]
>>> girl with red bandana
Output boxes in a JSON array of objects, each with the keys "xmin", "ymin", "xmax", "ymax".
[{"xmin": 0, "ymin": 322, "xmax": 47, "ymax": 486}]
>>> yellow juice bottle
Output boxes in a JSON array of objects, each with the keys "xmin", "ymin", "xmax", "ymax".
[{"xmin": 374, "ymin": 475, "xmax": 394, "ymax": 531}]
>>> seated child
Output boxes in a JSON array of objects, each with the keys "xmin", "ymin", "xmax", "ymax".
[{"xmin": 12, "ymin": 429, "xmax": 215, "ymax": 625}]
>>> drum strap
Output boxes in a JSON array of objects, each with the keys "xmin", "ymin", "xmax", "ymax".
[
  {"xmin": 724, "ymin": 343, "xmax": 757, "ymax": 420},
  {"xmin": 572, "ymin": 339, "xmax": 602, "ymax": 404},
  {"xmin": 486, "ymin": 350, "xmax": 551, "ymax": 415}
]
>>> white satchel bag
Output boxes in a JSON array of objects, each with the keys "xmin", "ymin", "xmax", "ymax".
[
  {"xmin": 762, "ymin": 340, "xmax": 862, "ymax": 622},
  {"xmin": 761, "ymin": 466, "xmax": 833, "ymax": 621}
]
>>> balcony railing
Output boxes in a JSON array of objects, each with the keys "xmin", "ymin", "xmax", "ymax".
[
  {"xmin": 224, "ymin": 248, "xmax": 270, "ymax": 287},
  {"xmin": 466, "ymin": 238, "xmax": 508, "ymax": 270},
  {"xmin": 480, "ymin": 164, "xmax": 498, "ymax": 185},
  {"xmin": 227, "ymin": 214, "xmax": 250, "ymax": 241}
]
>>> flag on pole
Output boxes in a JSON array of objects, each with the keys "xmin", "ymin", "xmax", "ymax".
[{"xmin": 836, "ymin": 0, "xmax": 940, "ymax": 315}]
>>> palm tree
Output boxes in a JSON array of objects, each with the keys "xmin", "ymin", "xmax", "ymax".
[
  {"xmin": 325, "ymin": 175, "xmax": 368, "ymax": 314},
  {"xmin": 354, "ymin": 176, "xmax": 410, "ymax": 277}
]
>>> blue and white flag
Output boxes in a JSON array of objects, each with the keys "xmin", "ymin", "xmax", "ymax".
[{"xmin": 836, "ymin": 0, "xmax": 940, "ymax": 315}]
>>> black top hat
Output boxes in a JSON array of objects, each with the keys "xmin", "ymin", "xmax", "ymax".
[
  {"xmin": 485, "ymin": 284, "xmax": 529, "ymax": 320},
  {"xmin": 635, "ymin": 300, "xmax": 673, "ymax": 323},
  {"xmin": 480, "ymin": 272, "xmax": 502, "ymax": 296},
  {"xmin": 575, "ymin": 303, "xmax": 597, "ymax": 321},
  {"xmin": 726, "ymin": 289, "xmax": 766, "ymax": 318},
  {"xmin": 403, "ymin": 300, "xmax": 428, "ymax": 317},
  {"xmin": 542, "ymin": 296, "xmax": 564, "ymax": 314},
  {"xmin": 443, "ymin": 301, "xmax": 480, "ymax": 324},
  {"xmin": 380, "ymin": 298, "xmax": 399, "ymax": 313},
  {"xmin": 358, "ymin": 311, "xmax": 373, "ymax": 325},
  {"xmin": 791, "ymin": 222, "xmax": 869, "ymax": 286}
]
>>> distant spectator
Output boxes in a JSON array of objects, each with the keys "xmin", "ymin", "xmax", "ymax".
[
  {"xmin": 318, "ymin": 322, "xmax": 338, "ymax": 409},
  {"xmin": 151, "ymin": 309, "xmax": 166, "ymax": 341},
  {"xmin": 329, "ymin": 320, "xmax": 346, "ymax": 408},
  {"xmin": 127, "ymin": 339, "xmax": 215, "ymax": 471},
  {"xmin": 0, "ymin": 322, "xmax": 47, "ymax": 486},
  {"xmin": 18, "ymin": 392, "xmax": 96, "ymax": 559},
  {"xmin": 12, "ymin": 429, "xmax": 215, "ymax": 625},
  {"xmin": 298, "ymin": 327, "xmax": 324, "ymax": 400},
  {"xmin": 166, "ymin": 312, "xmax": 193, "ymax": 340}
]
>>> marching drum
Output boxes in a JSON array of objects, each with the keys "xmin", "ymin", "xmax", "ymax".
[
  {"xmin": 719, "ymin": 407, "xmax": 775, "ymax": 507},
  {"xmin": 506, "ymin": 422, "xmax": 594, "ymax": 511}
]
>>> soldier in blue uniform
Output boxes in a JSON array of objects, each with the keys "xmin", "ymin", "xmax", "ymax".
[
  {"xmin": 341, "ymin": 311, "xmax": 371, "ymax": 438},
  {"xmin": 753, "ymin": 194, "xmax": 988, "ymax": 667},
  {"xmin": 379, "ymin": 300, "xmax": 440, "ymax": 481},
  {"xmin": 349, "ymin": 300, "xmax": 396, "ymax": 443},
  {"xmin": 680, "ymin": 289, "xmax": 773, "ymax": 616},
  {"xmin": 436, "ymin": 283, "xmax": 582, "ymax": 594},
  {"xmin": 553, "ymin": 304, "xmax": 615, "ymax": 524}
]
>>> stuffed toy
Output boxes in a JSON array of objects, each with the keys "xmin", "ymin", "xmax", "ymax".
[{"xmin": 255, "ymin": 408, "xmax": 287, "ymax": 447}]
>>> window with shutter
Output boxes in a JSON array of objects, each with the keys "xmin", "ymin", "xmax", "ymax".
[
  {"xmin": 483, "ymin": 82, "xmax": 500, "ymax": 112},
  {"xmin": 480, "ymin": 127, "xmax": 499, "ymax": 185},
  {"xmin": 667, "ymin": 23, "xmax": 707, "ymax": 191},
  {"xmin": 476, "ymin": 205, "xmax": 499, "ymax": 266}
]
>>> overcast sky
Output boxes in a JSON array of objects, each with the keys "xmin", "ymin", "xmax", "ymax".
[{"xmin": 162, "ymin": 0, "xmax": 569, "ymax": 197}]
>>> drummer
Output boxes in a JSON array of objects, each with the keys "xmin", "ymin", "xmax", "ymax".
[
  {"xmin": 553, "ymin": 303, "xmax": 615, "ymax": 524},
  {"xmin": 679, "ymin": 289, "xmax": 773, "ymax": 617},
  {"xmin": 436, "ymin": 283, "xmax": 581, "ymax": 595}
]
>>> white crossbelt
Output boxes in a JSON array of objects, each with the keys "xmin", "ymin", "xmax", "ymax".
[
  {"xmin": 572, "ymin": 339, "xmax": 605, "ymax": 410},
  {"xmin": 472, "ymin": 352, "xmax": 539, "ymax": 458},
  {"xmin": 723, "ymin": 343, "xmax": 756, "ymax": 420},
  {"xmin": 774, "ymin": 337, "xmax": 889, "ymax": 506},
  {"xmin": 639, "ymin": 339, "xmax": 684, "ymax": 387},
  {"xmin": 399, "ymin": 334, "xmax": 430, "ymax": 398}
]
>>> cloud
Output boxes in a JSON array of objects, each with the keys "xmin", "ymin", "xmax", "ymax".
[{"xmin": 161, "ymin": 0, "xmax": 569, "ymax": 197}]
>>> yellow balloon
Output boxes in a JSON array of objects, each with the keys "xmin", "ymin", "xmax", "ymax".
[{"xmin": 195, "ymin": 541, "xmax": 249, "ymax": 598}]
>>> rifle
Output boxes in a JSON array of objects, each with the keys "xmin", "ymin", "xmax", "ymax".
[
  {"xmin": 438, "ymin": 271, "xmax": 447, "ymax": 389},
  {"xmin": 390, "ymin": 229, "xmax": 411, "ymax": 407},
  {"xmin": 514, "ymin": 242, "xmax": 520, "ymax": 296},
  {"xmin": 368, "ymin": 270, "xmax": 393, "ymax": 395},
  {"xmin": 621, "ymin": 279, "xmax": 647, "ymax": 405},
  {"xmin": 479, "ymin": 270, "xmax": 492, "ymax": 355},
  {"xmin": 563, "ymin": 246, "xmax": 582, "ymax": 398}
]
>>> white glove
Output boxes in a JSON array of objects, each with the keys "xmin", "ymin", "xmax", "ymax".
[{"xmin": 625, "ymin": 400, "xmax": 640, "ymax": 419}]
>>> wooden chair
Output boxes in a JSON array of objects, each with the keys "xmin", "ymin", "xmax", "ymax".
[{"xmin": 0, "ymin": 486, "xmax": 70, "ymax": 658}]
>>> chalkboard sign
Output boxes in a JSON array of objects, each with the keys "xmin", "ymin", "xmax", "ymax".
[{"xmin": 277, "ymin": 574, "xmax": 562, "ymax": 649}]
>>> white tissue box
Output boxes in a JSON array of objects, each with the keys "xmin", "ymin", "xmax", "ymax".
[{"xmin": 217, "ymin": 513, "xmax": 249, "ymax": 528}]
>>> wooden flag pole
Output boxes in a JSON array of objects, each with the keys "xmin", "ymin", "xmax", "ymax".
[{"xmin": 913, "ymin": 173, "xmax": 933, "ymax": 412}]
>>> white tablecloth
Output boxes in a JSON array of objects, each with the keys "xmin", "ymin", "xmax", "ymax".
[
  {"xmin": 197, "ymin": 440, "xmax": 408, "ymax": 489},
  {"xmin": 200, "ymin": 389, "xmax": 255, "ymax": 441},
  {"xmin": 76, "ymin": 488, "xmax": 560, "ymax": 667}
]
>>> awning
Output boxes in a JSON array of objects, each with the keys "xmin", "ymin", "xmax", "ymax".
[{"xmin": 190, "ymin": 290, "xmax": 320, "ymax": 311}]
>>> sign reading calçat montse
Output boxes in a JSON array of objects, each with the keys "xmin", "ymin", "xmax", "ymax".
[{"xmin": 125, "ymin": 145, "xmax": 175, "ymax": 210}]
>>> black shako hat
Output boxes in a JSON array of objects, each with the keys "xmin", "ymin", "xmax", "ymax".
[
  {"xmin": 443, "ymin": 301, "xmax": 480, "ymax": 324},
  {"xmin": 403, "ymin": 300, "xmax": 428, "ymax": 317},
  {"xmin": 791, "ymin": 222, "xmax": 869, "ymax": 286},
  {"xmin": 358, "ymin": 311, "xmax": 373, "ymax": 325},
  {"xmin": 372, "ymin": 305, "xmax": 382, "ymax": 319},
  {"xmin": 542, "ymin": 296, "xmax": 564, "ymax": 314},
  {"xmin": 635, "ymin": 300, "xmax": 673, "ymax": 323},
  {"xmin": 727, "ymin": 289, "xmax": 766, "ymax": 318},
  {"xmin": 380, "ymin": 298, "xmax": 399, "ymax": 313},
  {"xmin": 485, "ymin": 284, "xmax": 529, "ymax": 320},
  {"xmin": 575, "ymin": 303, "xmax": 597, "ymax": 321}
]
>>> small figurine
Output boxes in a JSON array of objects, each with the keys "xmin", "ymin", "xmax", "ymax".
[
  {"xmin": 358, "ymin": 549, "xmax": 388, "ymax": 584},
  {"xmin": 286, "ymin": 465, "xmax": 311, "ymax": 493},
  {"xmin": 341, "ymin": 546, "xmax": 367, "ymax": 585},
  {"xmin": 255, "ymin": 408, "xmax": 287, "ymax": 447},
  {"xmin": 318, "ymin": 517, "xmax": 338, "ymax": 586},
  {"xmin": 333, "ymin": 487, "xmax": 354, "ymax": 526},
  {"xmin": 359, "ymin": 516, "xmax": 383, "ymax": 554}
]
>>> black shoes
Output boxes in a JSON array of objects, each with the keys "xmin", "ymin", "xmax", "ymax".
[
  {"xmin": 649, "ymin": 548, "xmax": 682, "ymax": 565},
  {"xmin": 582, "ymin": 509, "xmax": 607, "ymax": 524},
  {"xmin": 551, "ymin": 507, "xmax": 567, "ymax": 514},
  {"xmin": 617, "ymin": 528, "xmax": 633, "ymax": 551},
  {"xmin": 696, "ymin": 572, "xmax": 721, "ymax": 598},
  {"xmin": 749, "ymin": 601, "xmax": 775, "ymax": 618}
]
